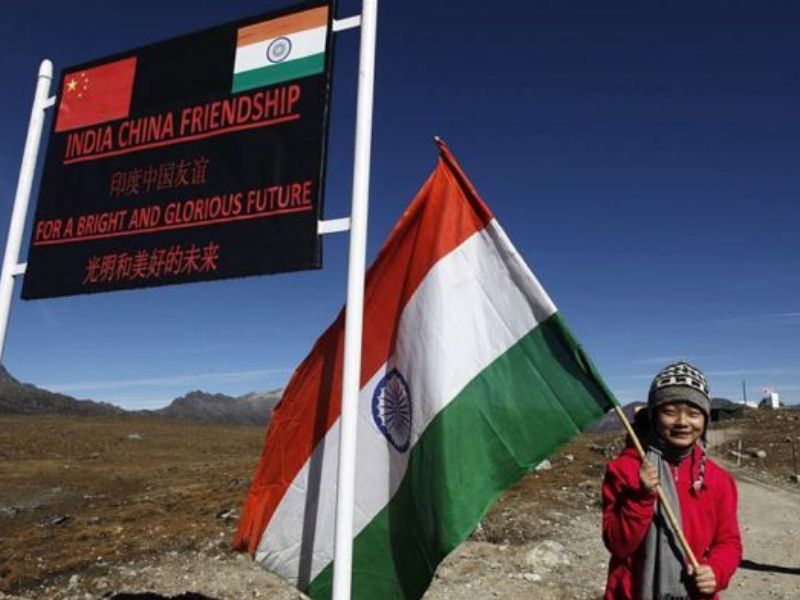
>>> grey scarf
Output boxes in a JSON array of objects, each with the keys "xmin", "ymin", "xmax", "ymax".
[{"xmin": 640, "ymin": 442, "xmax": 692, "ymax": 600}]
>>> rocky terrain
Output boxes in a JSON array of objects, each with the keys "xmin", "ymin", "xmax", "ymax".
[{"xmin": 1, "ymin": 408, "xmax": 798, "ymax": 599}]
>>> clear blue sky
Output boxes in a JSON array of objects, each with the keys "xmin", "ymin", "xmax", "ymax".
[{"xmin": 1, "ymin": 1, "xmax": 798, "ymax": 409}]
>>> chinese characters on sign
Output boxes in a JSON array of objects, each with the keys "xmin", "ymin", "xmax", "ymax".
[
  {"xmin": 108, "ymin": 156, "xmax": 210, "ymax": 198},
  {"xmin": 23, "ymin": 1, "xmax": 333, "ymax": 299},
  {"xmin": 82, "ymin": 241, "xmax": 221, "ymax": 285}
]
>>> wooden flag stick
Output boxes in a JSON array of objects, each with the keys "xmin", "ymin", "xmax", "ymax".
[{"xmin": 611, "ymin": 404, "xmax": 700, "ymax": 570}]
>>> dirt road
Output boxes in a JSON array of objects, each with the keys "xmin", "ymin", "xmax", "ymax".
[
  {"xmin": 723, "ymin": 475, "xmax": 800, "ymax": 599},
  {"xmin": 424, "ymin": 469, "xmax": 800, "ymax": 599}
]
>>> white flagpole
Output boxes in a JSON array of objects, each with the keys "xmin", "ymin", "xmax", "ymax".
[
  {"xmin": 332, "ymin": 0, "xmax": 378, "ymax": 598},
  {"xmin": 0, "ymin": 59, "xmax": 54, "ymax": 363}
]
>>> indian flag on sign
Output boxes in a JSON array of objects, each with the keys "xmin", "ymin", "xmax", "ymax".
[
  {"xmin": 232, "ymin": 5, "xmax": 329, "ymax": 93},
  {"xmin": 233, "ymin": 141, "xmax": 616, "ymax": 599}
]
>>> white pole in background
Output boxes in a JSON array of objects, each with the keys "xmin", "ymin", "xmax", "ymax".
[
  {"xmin": 332, "ymin": 0, "xmax": 378, "ymax": 598},
  {"xmin": 0, "ymin": 59, "xmax": 54, "ymax": 363}
]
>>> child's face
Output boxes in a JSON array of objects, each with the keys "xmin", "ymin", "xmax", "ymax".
[{"xmin": 654, "ymin": 401, "xmax": 705, "ymax": 449}]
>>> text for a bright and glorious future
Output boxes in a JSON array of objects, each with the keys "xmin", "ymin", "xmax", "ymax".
[
  {"xmin": 63, "ymin": 84, "xmax": 301, "ymax": 164},
  {"xmin": 33, "ymin": 180, "xmax": 314, "ymax": 246}
]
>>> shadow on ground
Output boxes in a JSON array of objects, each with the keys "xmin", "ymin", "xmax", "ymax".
[{"xmin": 740, "ymin": 559, "xmax": 800, "ymax": 576}]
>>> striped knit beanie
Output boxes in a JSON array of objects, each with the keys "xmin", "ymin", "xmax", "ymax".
[
  {"xmin": 648, "ymin": 361, "xmax": 711, "ymax": 424},
  {"xmin": 648, "ymin": 361, "xmax": 711, "ymax": 492}
]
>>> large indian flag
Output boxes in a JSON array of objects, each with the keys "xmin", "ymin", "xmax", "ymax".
[
  {"xmin": 233, "ymin": 142, "xmax": 616, "ymax": 599},
  {"xmin": 232, "ymin": 5, "xmax": 329, "ymax": 93}
]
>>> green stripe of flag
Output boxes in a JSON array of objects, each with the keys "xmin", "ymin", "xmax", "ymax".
[
  {"xmin": 232, "ymin": 53, "xmax": 325, "ymax": 93},
  {"xmin": 307, "ymin": 312, "xmax": 614, "ymax": 599}
]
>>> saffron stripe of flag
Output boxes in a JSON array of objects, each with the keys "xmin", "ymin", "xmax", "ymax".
[
  {"xmin": 236, "ymin": 6, "xmax": 328, "ymax": 46},
  {"xmin": 233, "ymin": 141, "xmax": 616, "ymax": 599}
]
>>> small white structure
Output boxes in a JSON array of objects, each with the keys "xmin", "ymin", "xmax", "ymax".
[{"xmin": 759, "ymin": 388, "xmax": 780, "ymax": 409}]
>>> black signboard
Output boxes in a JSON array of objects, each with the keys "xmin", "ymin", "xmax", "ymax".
[{"xmin": 22, "ymin": 1, "xmax": 333, "ymax": 299}]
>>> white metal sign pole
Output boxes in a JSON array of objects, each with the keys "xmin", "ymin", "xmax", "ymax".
[
  {"xmin": 0, "ymin": 59, "xmax": 54, "ymax": 363},
  {"xmin": 332, "ymin": 0, "xmax": 378, "ymax": 598}
]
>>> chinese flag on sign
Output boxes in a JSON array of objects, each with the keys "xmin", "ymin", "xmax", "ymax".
[{"xmin": 54, "ymin": 57, "xmax": 137, "ymax": 133}]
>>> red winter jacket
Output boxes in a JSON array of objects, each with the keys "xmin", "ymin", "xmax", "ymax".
[{"xmin": 602, "ymin": 445, "xmax": 742, "ymax": 599}]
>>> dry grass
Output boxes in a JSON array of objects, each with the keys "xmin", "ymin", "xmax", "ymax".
[{"xmin": 0, "ymin": 415, "xmax": 264, "ymax": 592}]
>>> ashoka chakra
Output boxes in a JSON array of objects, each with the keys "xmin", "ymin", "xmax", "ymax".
[
  {"xmin": 372, "ymin": 369, "xmax": 412, "ymax": 453},
  {"xmin": 267, "ymin": 37, "xmax": 292, "ymax": 63}
]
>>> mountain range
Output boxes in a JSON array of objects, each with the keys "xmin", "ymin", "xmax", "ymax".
[
  {"xmin": 149, "ymin": 389, "xmax": 282, "ymax": 425},
  {"xmin": 0, "ymin": 366, "xmax": 281, "ymax": 426},
  {"xmin": 7, "ymin": 366, "xmax": 778, "ymax": 430},
  {"xmin": 0, "ymin": 366, "xmax": 124, "ymax": 417}
]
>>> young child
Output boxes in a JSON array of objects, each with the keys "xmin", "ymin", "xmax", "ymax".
[{"xmin": 602, "ymin": 361, "xmax": 742, "ymax": 599}]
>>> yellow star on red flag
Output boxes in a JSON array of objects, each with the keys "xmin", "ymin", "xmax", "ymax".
[{"xmin": 55, "ymin": 57, "xmax": 137, "ymax": 132}]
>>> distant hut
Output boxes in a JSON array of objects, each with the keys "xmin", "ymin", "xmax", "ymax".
[{"xmin": 759, "ymin": 390, "xmax": 782, "ymax": 409}]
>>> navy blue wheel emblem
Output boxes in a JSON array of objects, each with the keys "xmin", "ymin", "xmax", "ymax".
[
  {"xmin": 372, "ymin": 369, "xmax": 412, "ymax": 453},
  {"xmin": 267, "ymin": 37, "xmax": 292, "ymax": 63}
]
